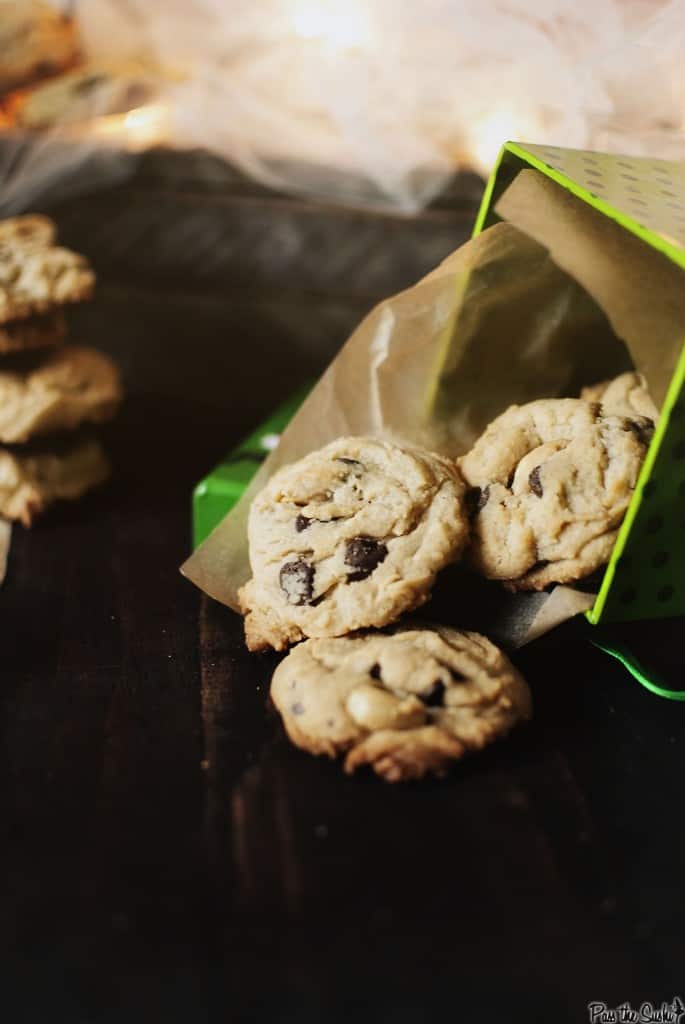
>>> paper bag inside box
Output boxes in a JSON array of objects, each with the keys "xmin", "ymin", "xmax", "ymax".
[
  {"xmin": 476, "ymin": 142, "xmax": 685, "ymax": 624},
  {"xmin": 187, "ymin": 142, "xmax": 685, "ymax": 629}
]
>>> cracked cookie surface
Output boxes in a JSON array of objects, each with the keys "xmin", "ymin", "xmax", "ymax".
[
  {"xmin": 459, "ymin": 398, "xmax": 652, "ymax": 590},
  {"xmin": 581, "ymin": 371, "xmax": 659, "ymax": 422},
  {"xmin": 0, "ymin": 215, "xmax": 57, "ymax": 250},
  {"xmin": 271, "ymin": 625, "xmax": 532, "ymax": 782},
  {"xmin": 239, "ymin": 436, "xmax": 469, "ymax": 651},
  {"xmin": 0, "ymin": 214, "xmax": 95, "ymax": 324},
  {"xmin": 0, "ymin": 345, "xmax": 121, "ymax": 443}
]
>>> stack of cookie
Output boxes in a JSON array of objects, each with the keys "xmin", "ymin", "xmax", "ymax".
[
  {"xmin": 0, "ymin": 2, "xmax": 80, "ymax": 97},
  {"xmin": 238, "ymin": 380, "xmax": 655, "ymax": 782},
  {"xmin": 0, "ymin": 214, "xmax": 121, "ymax": 526}
]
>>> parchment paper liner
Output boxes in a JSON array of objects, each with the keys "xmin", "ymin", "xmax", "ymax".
[{"xmin": 183, "ymin": 169, "xmax": 685, "ymax": 646}]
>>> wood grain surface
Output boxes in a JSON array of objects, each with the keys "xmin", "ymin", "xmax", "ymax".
[{"xmin": 1, "ymin": 152, "xmax": 683, "ymax": 1023}]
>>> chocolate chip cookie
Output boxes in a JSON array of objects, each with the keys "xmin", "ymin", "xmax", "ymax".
[
  {"xmin": 0, "ymin": 436, "xmax": 110, "ymax": 526},
  {"xmin": 0, "ymin": 345, "xmax": 121, "ymax": 443},
  {"xmin": 271, "ymin": 625, "xmax": 532, "ymax": 782},
  {"xmin": 0, "ymin": 215, "xmax": 56, "ymax": 250},
  {"xmin": 581, "ymin": 371, "xmax": 659, "ymax": 422},
  {"xmin": 0, "ymin": 215, "xmax": 95, "ymax": 324},
  {"xmin": 460, "ymin": 398, "xmax": 652, "ymax": 590},
  {"xmin": 239, "ymin": 437, "xmax": 469, "ymax": 651}
]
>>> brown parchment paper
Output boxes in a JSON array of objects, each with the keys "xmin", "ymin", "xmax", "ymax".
[
  {"xmin": 496, "ymin": 170, "xmax": 685, "ymax": 406},
  {"xmin": 182, "ymin": 168, "xmax": 685, "ymax": 644}
]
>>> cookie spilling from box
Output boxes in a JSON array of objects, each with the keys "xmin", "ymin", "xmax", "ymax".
[
  {"xmin": 239, "ymin": 436, "xmax": 470, "ymax": 651},
  {"xmin": 460, "ymin": 397, "xmax": 653, "ymax": 591},
  {"xmin": 0, "ymin": 435, "xmax": 110, "ymax": 526},
  {"xmin": 581, "ymin": 371, "xmax": 659, "ymax": 423},
  {"xmin": 271, "ymin": 624, "xmax": 532, "ymax": 782},
  {"xmin": 0, "ymin": 345, "xmax": 121, "ymax": 444}
]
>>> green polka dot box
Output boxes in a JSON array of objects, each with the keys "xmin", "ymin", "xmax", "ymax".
[
  {"xmin": 192, "ymin": 143, "xmax": 685, "ymax": 632},
  {"xmin": 474, "ymin": 142, "xmax": 685, "ymax": 626}
]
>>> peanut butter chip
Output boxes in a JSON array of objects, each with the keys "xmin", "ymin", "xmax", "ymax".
[{"xmin": 346, "ymin": 685, "xmax": 426, "ymax": 731}]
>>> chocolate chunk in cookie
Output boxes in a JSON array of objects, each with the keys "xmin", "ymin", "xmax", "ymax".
[
  {"xmin": 528, "ymin": 466, "xmax": 543, "ymax": 498},
  {"xmin": 421, "ymin": 679, "xmax": 446, "ymax": 707},
  {"xmin": 465, "ymin": 485, "xmax": 490, "ymax": 517},
  {"xmin": 279, "ymin": 559, "xmax": 315, "ymax": 605},
  {"xmin": 344, "ymin": 536, "xmax": 388, "ymax": 581}
]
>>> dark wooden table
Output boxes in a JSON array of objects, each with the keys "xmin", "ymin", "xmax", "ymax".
[{"xmin": 1, "ymin": 152, "xmax": 684, "ymax": 1023}]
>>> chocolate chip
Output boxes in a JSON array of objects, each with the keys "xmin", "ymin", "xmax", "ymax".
[
  {"xmin": 465, "ymin": 486, "xmax": 490, "ymax": 516},
  {"xmin": 296, "ymin": 513, "xmax": 343, "ymax": 531},
  {"xmin": 449, "ymin": 668, "xmax": 466, "ymax": 682},
  {"xmin": 369, "ymin": 663, "xmax": 382, "ymax": 680},
  {"xmin": 291, "ymin": 702, "xmax": 305, "ymax": 716},
  {"xmin": 625, "ymin": 418, "xmax": 654, "ymax": 446},
  {"xmin": 344, "ymin": 537, "xmax": 388, "ymax": 582},
  {"xmin": 336, "ymin": 457, "xmax": 364, "ymax": 469},
  {"xmin": 279, "ymin": 559, "xmax": 315, "ymax": 605},
  {"xmin": 422, "ymin": 680, "xmax": 445, "ymax": 707},
  {"xmin": 529, "ymin": 466, "xmax": 543, "ymax": 497},
  {"xmin": 464, "ymin": 487, "xmax": 480, "ymax": 515}
]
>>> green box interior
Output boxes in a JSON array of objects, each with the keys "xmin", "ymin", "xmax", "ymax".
[{"xmin": 192, "ymin": 386, "xmax": 309, "ymax": 550}]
